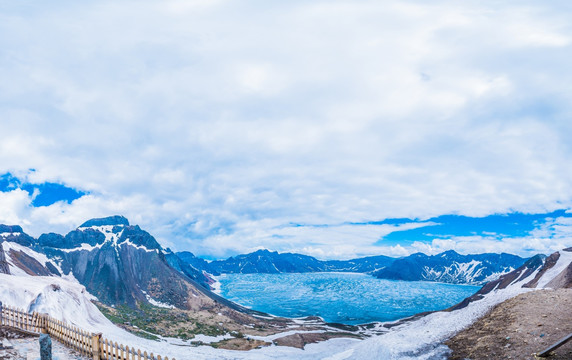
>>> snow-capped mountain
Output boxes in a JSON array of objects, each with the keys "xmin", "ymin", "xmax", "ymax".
[
  {"xmin": 179, "ymin": 248, "xmax": 524, "ymax": 285},
  {"xmin": 37, "ymin": 216, "xmax": 219, "ymax": 309},
  {"xmin": 0, "ymin": 216, "xmax": 248, "ymax": 313},
  {"xmin": 449, "ymin": 248, "xmax": 572, "ymax": 311},
  {"xmin": 373, "ymin": 250, "xmax": 525, "ymax": 285}
]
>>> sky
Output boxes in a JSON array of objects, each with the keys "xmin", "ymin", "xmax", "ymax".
[{"xmin": 1, "ymin": 0, "xmax": 572, "ymax": 260}]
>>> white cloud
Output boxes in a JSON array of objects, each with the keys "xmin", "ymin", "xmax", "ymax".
[
  {"xmin": 185, "ymin": 221, "xmax": 439, "ymax": 259},
  {"xmin": 404, "ymin": 235, "xmax": 570, "ymax": 258},
  {"xmin": 0, "ymin": 190, "xmax": 33, "ymax": 227},
  {"xmin": 0, "ymin": 0, "xmax": 572, "ymax": 257}
]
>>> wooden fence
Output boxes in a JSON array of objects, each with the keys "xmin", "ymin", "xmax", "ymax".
[{"xmin": 0, "ymin": 301, "xmax": 175, "ymax": 360}]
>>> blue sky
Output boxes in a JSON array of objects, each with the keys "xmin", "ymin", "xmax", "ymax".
[
  {"xmin": 0, "ymin": 0, "xmax": 572, "ymax": 259},
  {"xmin": 0, "ymin": 173, "xmax": 85, "ymax": 207}
]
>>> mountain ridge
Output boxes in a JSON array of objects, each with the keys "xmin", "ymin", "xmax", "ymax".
[
  {"xmin": 0, "ymin": 217, "xmax": 530, "ymax": 293},
  {"xmin": 373, "ymin": 250, "xmax": 524, "ymax": 284},
  {"xmin": 177, "ymin": 248, "xmax": 528, "ymax": 285}
]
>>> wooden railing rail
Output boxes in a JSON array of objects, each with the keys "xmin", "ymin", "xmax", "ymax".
[
  {"xmin": 0, "ymin": 301, "xmax": 174, "ymax": 360},
  {"xmin": 537, "ymin": 332, "xmax": 572, "ymax": 357}
]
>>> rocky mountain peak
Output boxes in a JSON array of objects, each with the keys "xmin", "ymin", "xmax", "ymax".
[
  {"xmin": 0, "ymin": 224, "xmax": 24, "ymax": 233},
  {"xmin": 0, "ymin": 224, "xmax": 36, "ymax": 247},
  {"xmin": 253, "ymin": 249, "xmax": 275, "ymax": 255},
  {"xmin": 441, "ymin": 250, "xmax": 460, "ymax": 257},
  {"xmin": 79, "ymin": 215, "xmax": 129, "ymax": 228}
]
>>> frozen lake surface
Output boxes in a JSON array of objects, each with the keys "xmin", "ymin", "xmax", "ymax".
[{"xmin": 218, "ymin": 272, "xmax": 480, "ymax": 324}]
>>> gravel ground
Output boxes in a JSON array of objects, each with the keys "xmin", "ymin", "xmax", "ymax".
[{"xmin": 446, "ymin": 289, "xmax": 572, "ymax": 360}]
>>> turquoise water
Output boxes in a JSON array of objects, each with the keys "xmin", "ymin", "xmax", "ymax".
[{"xmin": 218, "ymin": 272, "xmax": 480, "ymax": 325}]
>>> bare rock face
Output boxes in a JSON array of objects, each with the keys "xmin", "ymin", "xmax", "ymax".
[
  {"xmin": 0, "ymin": 242, "xmax": 9, "ymax": 274},
  {"xmin": 0, "ymin": 225, "xmax": 35, "ymax": 247},
  {"xmin": 6, "ymin": 248, "xmax": 60, "ymax": 276}
]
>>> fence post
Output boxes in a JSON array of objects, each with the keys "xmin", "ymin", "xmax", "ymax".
[
  {"xmin": 41, "ymin": 314, "xmax": 49, "ymax": 334},
  {"xmin": 91, "ymin": 333, "xmax": 102, "ymax": 360}
]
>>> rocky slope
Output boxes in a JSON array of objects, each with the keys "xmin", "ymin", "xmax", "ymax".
[
  {"xmin": 176, "ymin": 251, "xmax": 219, "ymax": 275},
  {"xmin": 447, "ymin": 289, "xmax": 572, "ymax": 360},
  {"xmin": 448, "ymin": 249, "xmax": 572, "ymax": 311}
]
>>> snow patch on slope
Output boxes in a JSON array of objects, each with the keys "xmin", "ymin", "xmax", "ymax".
[
  {"xmin": 1, "ymin": 241, "xmax": 64, "ymax": 276},
  {"xmin": 0, "ymin": 274, "xmax": 104, "ymax": 329},
  {"xmin": 120, "ymin": 239, "xmax": 158, "ymax": 253},
  {"xmin": 74, "ymin": 225, "xmax": 157, "ymax": 253},
  {"xmin": 1, "ymin": 232, "xmax": 22, "ymax": 238},
  {"xmin": 421, "ymin": 260, "xmax": 512, "ymax": 285},
  {"xmin": 537, "ymin": 250, "xmax": 572, "ymax": 289},
  {"xmin": 77, "ymin": 225, "xmax": 121, "ymax": 239},
  {"xmin": 481, "ymin": 269, "xmax": 513, "ymax": 283},
  {"xmin": 140, "ymin": 290, "xmax": 175, "ymax": 309},
  {"xmin": 58, "ymin": 242, "xmax": 104, "ymax": 253},
  {"xmin": 422, "ymin": 261, "xmax": 485, "ymax": 284}
]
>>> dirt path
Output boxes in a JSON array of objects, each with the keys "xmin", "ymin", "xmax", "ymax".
[{"xmin": 446, "ymin": 289, "xmax": 572, "ymax": 360}]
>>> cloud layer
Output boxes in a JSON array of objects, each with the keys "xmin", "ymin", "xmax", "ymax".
[{"xmin": 1, "ymin": 0, "xmax": 571, "ymax": 258}]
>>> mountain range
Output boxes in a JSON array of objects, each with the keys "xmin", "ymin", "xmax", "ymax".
[
  {"xmin": 0, "ymin": 214, "xmax": 528, "ymax": 314},
  {"xmin": 177, "ymin": 249, "xmax": 526, "ymax": 285},
  {"xmin": 177, "ymin": 249, "xmax": 396, "ymax": 276}
]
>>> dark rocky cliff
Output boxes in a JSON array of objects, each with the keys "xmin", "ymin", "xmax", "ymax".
[
  {"xmin": 0, "ymin": 225, "xmax": 36, "ymax": 247},
  {"xmin": 39, "ymin": 216, "xmax": 217, "ymax": 310},
  {"xmin": 0, "ymin": 242, "xmax": 10, "ymax": 274}
]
